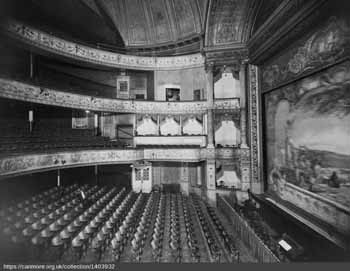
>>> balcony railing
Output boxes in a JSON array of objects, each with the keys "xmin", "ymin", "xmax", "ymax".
[
  {"xmin": 0, "ymin": 77, "xmax": 240, "ymax": 114},
  {"xmin": 0, "ymin": 19, "xmax": 204, "ymax": 71},
  {"xmin": 0, "ymin": 147, "xmax": 241, "ymax": 178}
]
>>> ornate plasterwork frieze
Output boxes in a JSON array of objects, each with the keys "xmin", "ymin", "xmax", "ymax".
[
  {"xmin": 0, "ymin": 19, "xmax": 205, "ymax": 71},
  {"xmin": 0, "ymin": 78, "xmax": 240, "ymax": 113},
  {"xmin": 214, "ymin": 98, "xmax": 240, "ymax": 111},
  {"xmin": 204, "ymin": 46, "xmax": 248, "ymax": 70},
  {"xmin": 261, "ymin": 16, "xmax": 350, "ymax": 91},
  {"xmin": 248, "ymin": 65, "xmax": 260, "ymax": 186},
  {"xmin": 0, "ymin": 148, "xmax": 242, "ymax": 178}
]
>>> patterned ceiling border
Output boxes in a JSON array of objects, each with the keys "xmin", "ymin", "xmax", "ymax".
[
  {"xmin": 0, "ymin": 19, "xmax": 205, "ymax": 71},
  {"xmin": 0, "ymin": 147, "xmax": 241, "ymax": 178}
]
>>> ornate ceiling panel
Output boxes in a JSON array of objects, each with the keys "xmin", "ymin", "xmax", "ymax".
[
  {"xmin": 148, "ymin": 0, "xmax": 172, "ymax": 43},
  {"xmin": 171, "ymin": 0, "xmax": 199, "ymax": 38},
  {"xmin": 126, "ymin": 0, "xmax": 149, "ymax": 45},
  {"xmin": 205, "ymin": 0, "xmax": 255, "ymax": 47},
  {"xmin": 96, "ymin": 0, "xmax": 205, "ymax": 48}
]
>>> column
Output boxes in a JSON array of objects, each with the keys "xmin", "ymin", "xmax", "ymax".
[
  {"xmin": 57, "ymin": 169, "xmax": 61, "ymax": 187},
  {"xmin": 130, "ymin": 165, "xmax": 138, "ymax": 193},
  {"xmin": 133, "ymin": 114, "xmax": 137, "ymax": 147},
  {"xmin": 207, "ymin": 110, "xmax": 214, "ymax": 148},
  {"xmin": 180, "ymin": 162, "xmax": 189, "ymax": 195},
  {"xmin": 197, "ymin": 164, "xmax": 202, "ymax": 186},
  {"xmin": 94, "ymin": 165, "xmax": 98, "ymax": 185},
  {"xmin": 28, "ymin": 110, "xmax": 33, "ymax": 133},
  {"xmin": 206, "ymin": 160, "xmax": 216, "ymax": 190},
  {"xmin": 239, "ymin": 61, "xmax": 251, "ymax": 192},
  {"xmin": 206, "ymin": 159, "xmax": 217, "ymax": 206},
  {"xmin": 239, "ymin": 62, "xmax": 248, "ymax": 148},
  {"xmin": 100, "ymin": 112, "xmax": 105, "ymax": 137},
  {"xmin": 206, "ymin": 63, "xmax": 215, "ymax": 148},
  {"xmin": 157, "ymin": 115, "xmax": 160, "ymax": 135},
  {"xmin": 248, "ymin": 64, "xmax": 263, "ymax": 194},
  {"xmin": 94, "ymin": 113, "xmax": 99, "ymax": 136},
  {"xmin": 30, "ymin": 52, "xmax": 35, "ymax": 80},
  {"xmin": 179, "ymin": 115, "xmax": 183, "ymax": 135}
]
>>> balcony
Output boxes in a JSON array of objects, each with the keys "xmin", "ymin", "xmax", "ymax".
[{"xmin": 0, "ymin": 77, "xmax": 240, "ymax": 114}]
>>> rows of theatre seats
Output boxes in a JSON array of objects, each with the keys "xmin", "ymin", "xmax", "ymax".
[
  {"xmin": 0, "ymin": 185, "xmax": 242, "ymax": 263},
  {"xmin": 0, "ymin": 121, "xmax": 124, "ymax": 154},
  {"xmin": 191, "ymin": 194, "xmax": 240, "ymax": 263},
  {"xmin": 234, "ymin": 200, "xmax": 283, "ymax": 259}
]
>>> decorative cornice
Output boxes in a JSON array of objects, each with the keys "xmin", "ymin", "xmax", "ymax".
[
  {"xmin": 204, "ymin": 46, "xmax": 248, "ymax": 69},
  {"xmin": 0, "ymin": 147, "xmax": 241, "ymax": 178},
  {"xmin": 248, "ymin": 0, "xmax": 328, "ymax": 64},
  {"xmin": 261, "ymin": 17, "xmax": 350, "ymax": 91},
  {"xmin": 0, "ymin": 19, "xmax": 205, "ymax": 71}
]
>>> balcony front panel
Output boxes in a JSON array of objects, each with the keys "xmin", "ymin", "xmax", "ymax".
[
  {"xmin": 0, "ymin": 148, "xmax": 240, "ymax": 178},
  {"xmin": 0, "ymin": 78, "xmax": 240, "ymax": 114},
  {"xmin": 214, "ymin": 98, "xmax": 240, "ymax": 111},
  {"xmin": 134, "ymin": 136, "xmax": 207, "ymax": 147},
  {"xmin": 0, "ymin": 78, "xmax": 206, "ymax": 113},
  {"xmin": 0, "ymin": 19, "xmax": 204, "ymax": 71}
]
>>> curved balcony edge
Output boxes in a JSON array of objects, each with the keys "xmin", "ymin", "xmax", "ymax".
[
  {"xmin": 0, "ymin": 77, "xmax": 240, "ymax": 113},
  {"xmin": 0, "ymin": 19, "xmax": 205, "ymax": 71},
  {"xmin": 0, "ymin": 148, "xmax": 241, "ymax": 179}
]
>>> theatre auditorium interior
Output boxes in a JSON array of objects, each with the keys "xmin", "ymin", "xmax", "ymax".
[{"xmin": 0, "ymin": 0, "xmax": 349, "ymax": 264}]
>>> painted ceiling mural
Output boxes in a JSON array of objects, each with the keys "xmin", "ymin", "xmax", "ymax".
[{"xmin": 264, "ymin": 61, "xmax": 350, "ymax": 230}]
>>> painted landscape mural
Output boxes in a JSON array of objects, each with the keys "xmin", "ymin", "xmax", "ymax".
[{"xmin": 264, "ymin": 61, "xmax": 350, "ymax": 209}]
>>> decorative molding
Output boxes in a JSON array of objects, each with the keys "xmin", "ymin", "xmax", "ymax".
[
  {"xmin": 283, "ymin": 183, "xmax": 350, "ymax": 236},
  {"xmin": 144, "ymin": 148, "xmax": 201, "ymax": 162},
  {"xmin": 0, "ymin": 149, "xmax": 143, "ymax": 178},
  {"xmin": 248, "ymin": 0, "xmax": 328, "ymax": 64},
  {"xmin": 134, "ymin": 136, "xmax": 207, "ymax": 147},
  {"xmin": 213, "ymin": 98, "xmax": 240, "ymax": 111},
  {"xmin": 261, "ymin": 16, "xmax": 350, "ymax": 91},
  {"xmin": 248, "ymin": 65, "xmax": 260, "ymax": 186},
  {"xmin": 266, "ymin": 196, "xmax": 348, "ymax": 250},
  {"xmin": 268, "ymin": 182, "xmax": 350, "ymax": 239},
  {"xmin": 0, "ymin": 147, "xmax": 242, "ymax": 178},
  {"xmin": 204, "ymin": 46, "xmax": 248, "ymax": 69},
  {"xmin": 0, "ymin": 78, "xmax": 240, "ymax": 114},
  {"xmin": 0, "ymin": 78, "xmax": 231, "ymax": 114},
  {"xmin": 0, "ymin": 19, "xmax": 205, "ymax": 71},
  {"xmin": 215, "ymin": 148, "xmax": 240, "ymax": 160}
]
